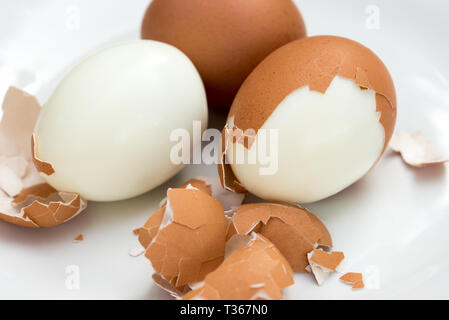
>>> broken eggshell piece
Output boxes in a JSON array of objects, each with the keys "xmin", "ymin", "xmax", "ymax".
[
  {"xmin": 73, "ymin": 234, "xmax": 84, "ymax": 243},
  {"xmin": 0, "ymin": 87, "xmax": 87, "ymax": 228},
  {"xmin": 389, "ymin": 131, "xmax": 449, "ymax": 167},
  {"xmin": 219, "ymin": 36, "xmax": 397, "ymax": 204},
  {"xmin": 138, "ymin": 187, "xmax": 227, "ymax": 289},
  {"xmin": 340, "ymin": 272, "xmax": 365, "ymax": 289},
  {"xmin": 183, "ymin": 233, "xmax": 294, "ymax": 300},
  {"xmin": 131, "ymin": 176, "xmax": 245, "ymax": 279},
  {"xmin": 227, "ymin": 203, "xmax": 332, "ymax": 272},
  {"xmin": 307, "ymin": 249, "xmax": 345, "ymax": 285}
]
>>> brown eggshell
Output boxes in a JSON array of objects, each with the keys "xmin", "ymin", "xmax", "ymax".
[
  {"xmin": 219, "ymin": 35, "xmax": 397, "ymax": 192},
  {"xmin": 306, "ymin": 249, "xmax": 345, "ymax": 285},
  {"xmin": 340, "ymin": 272, "xmax": 365, "ymax": 289},
  {"xmin": 141, "ymin": 0, "xmax": 306, "ymax": 110},
  {"xmin": 228, "ymin": 203, "xmax": 332, "ymax": 272},
  {"xmin": 73, "ymin": 234, "xmax": 84, "ymax": 243},
  {"xmin": 0, "ymin": 87, "xmax": 87, "ymax": 228},
  {"xmin": 308, "ymin": 249, "xmax": 344, "ymax": 272},
  {"xmin": 137, "ymin": 205, "xmax": 165, "ymax": 249},
  {"xmin": 182, "ymin": 233, "xmax": 294, "ymax": 300},
  {"xmin": 139, "ymin": 188, "xmax": 227, "ymax": 289},
  {"xmin": 0, "ymin": 183, "xmax": 87, "ymax": 228}
]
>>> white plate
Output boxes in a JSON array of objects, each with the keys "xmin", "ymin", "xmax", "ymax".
[{"xmin": 0, "ymin": 0, "xmax": 448, "ymax": 299}]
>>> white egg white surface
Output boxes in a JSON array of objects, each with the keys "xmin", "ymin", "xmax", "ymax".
[
  {"xmin": 228, "ymin": 76, "xmax": 385, "ymax": 203},
  {"xmin": 34, "ymin": 40, "xmax": 207, "ymax": 201}
]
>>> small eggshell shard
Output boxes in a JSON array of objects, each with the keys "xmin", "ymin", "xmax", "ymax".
[
  {"xmin": 33, "ymin": 40, "xmax": 208, "ymax": 202},
  {"xmin": 307, "ymin": 249, "xmax": 345, "ymax": 286},
  {"xmin": 141, "ymin": 0, "xmax": 307, "ymax": 110},
  {"xmin": 138, "ymin": 188, "xmax": 227, "ymax": 289},
  {"xmin": 220, "ymin": 36, "xmax": 397, "ymax": 204},
  {"xmin": 340, "ymin": 272, "xmax": 365, "ymax": 290},
  {"xmin": 0, "ymin": 87, "xmax": 87, "ymax": 228},
  {"xmin": 73, "ymin": 234, "xmax": 84, "ymax": 243},
  {"xmin": 228, "ymin": 203, "xmax": 332, "ymax": 272},
  {"xmin": 182, "ymin": 233, "xmax": 294, "ymax": 300},
  {"xmin": 389, "ymin": 131, "xmax": 449, "ymax": 167},
  {"xmin": 308, "ymin": 249, "xmax": 344, "ymax": 272}
]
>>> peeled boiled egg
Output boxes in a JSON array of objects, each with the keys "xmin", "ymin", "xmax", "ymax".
[
  {"xmin": 220, "ymin": 36, "xmax": 397, "ymax": 203},
  {"xmin": 141, "ymin": 0, "xmax": 306, "ymax": 110},
  {"xmin": 33, "ymin": 40, "xmax": 207, "ymax": 201}
]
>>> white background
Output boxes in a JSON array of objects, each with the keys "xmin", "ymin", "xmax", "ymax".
[{"xmin": 0, "ymin": 0, "xmax": 448, "ymax": 299}]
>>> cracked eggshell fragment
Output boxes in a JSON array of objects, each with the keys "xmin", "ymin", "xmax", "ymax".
[
  {"xmin": 73, "ymin": 234, "xmax": 84, "ymax": 243},
  {"xmin": 1, "ymin": 183, "xmax": 87, "ymax": 228},
  {"xmin": 219, "ymin": 36, "xmax": 397, "ymax": 204},
  {"xmin": 138, "ymin": 188, "xmax": 227, "ymax": 289},
  {"xmin": 228, "ymin": 203, "xmax": 332, "ymax": 272},
  {"xmin": 33, "ymin": 40, "xmax": 208, "ymax": 201},
  {"xmin": 183, "ymin": 233, "xmax": 294, "ymax": 300},
  {"xmin": 307, "ymin": 249, "xmax": 345, "ymax": 285},
  {"xmin": 340, "ymin": 272, "xmax": 364, "ymax": 289},
  {"xmin": 390, "ymin": 131, "xmax": 449, "ymax": 167},
  {"xmin": 0, "ymin": 87, "xmax": 87, "ymax": 228}
]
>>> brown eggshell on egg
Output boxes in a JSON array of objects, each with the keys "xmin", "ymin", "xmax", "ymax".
[
  {"xmin": 141, "ymin": 0, "xmax": 307, "ymax": 109},
  {"xmin": 228, "ymin": 35, "xmax": 397, "ymax": 145}
]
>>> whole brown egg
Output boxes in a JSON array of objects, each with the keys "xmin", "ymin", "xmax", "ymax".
[{"xmin": 141, "ymin": 0, "xmax": 306, "ymax": 110}]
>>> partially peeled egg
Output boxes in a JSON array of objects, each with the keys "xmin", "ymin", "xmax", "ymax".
[{"xmin": 220, "ymin": 36, "xmax": 397, "ymax": 203}]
